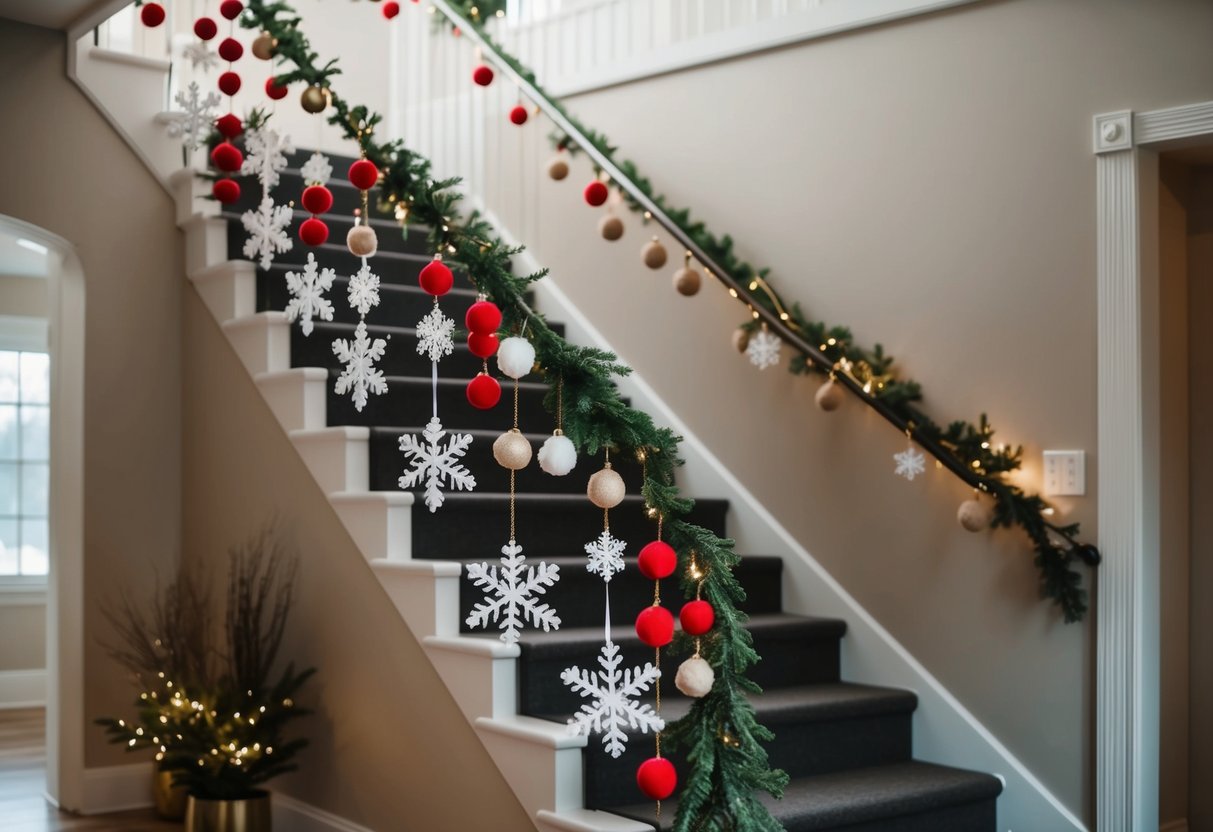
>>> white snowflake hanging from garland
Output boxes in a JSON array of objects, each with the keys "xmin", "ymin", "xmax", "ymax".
[
  {"xmin": 562, "ymin": 640, "xmax": 665, "ymax": 758},
  {"xmin": 165, "ymin": 82, "xmax": 220, "ymax": 152},
  {"xmin": 300, "ymin": 151, "xmax": 333, "ymax": 186},
  {"xmin": 415, "ymin": 306, "xmax": 455, "ymax": 363},
  {"xmin": 347, "ymin": 262, "xmax": 381, "ymax": 317},
  {"xmin": 241, "ymin": 126, "xmax": 293, "ymax": 190},
  {"xmin": 584, "ymin": 530, "xmax": 626, "ymax": 583},
  {"xmin": 465, "ymin": 540, "xmax": 561, "ymax": 644},
  {"xmin": 398, "ymin": 416, "xmax": 477, "ymax": 512},
  {"xmin": 283, "ymin": 252, "xmax": 335, "ymax": 336},
  {"xmin": 181, "ymin": 42, "xmax": 220, "ymax": 71},
  {"xmin": 332, "ymin": 321, "xmax": 388, "ymax": 412},
  {"xmin": 893, "ymin": 446, "xmax": 927, "ymax": 481},
  {"xmin": 746, "ymin": 328, "xmax": 782, "ymax": 370},
  {"xmin": 242, "ymin": 196, "xmax": 294, "ymax": 269}
]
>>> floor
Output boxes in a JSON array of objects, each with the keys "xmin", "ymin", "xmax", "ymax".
[{"xmin": 0, "ymin": 708, "xmax": 181, "ymax": 831}]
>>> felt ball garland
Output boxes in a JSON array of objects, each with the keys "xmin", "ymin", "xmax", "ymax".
[
  {"xmin": 636, "ymin": 604, "xmax": 674, "ymax": 648},
  {"xmin": 537, "ymin": 377, "xmax": 577, "ymax": 477},
  {"xmin": 210, "ymin": 141, "xmax": 243, "ymax": 173},
  {"xmin": 212, "ymin": 178, "xmax": 241, "ymax": 205},
  {"xmin": 584, "ymin": 180, "xmax": 609, "ymax": 207},
  {"xmin": 218, "ymin": 36, "xmax": 244, "ymax": 62},
  {"xmin": 547, "ymin": 156, "xmax": 569, "ymax": 181},
  {"xmin": 215, "ymin": 113, "xmax": 243, "ymax": 139},
  {"xmin": 139, "ymin": 2, "xmax": 166, "ymax": 26},
  {"xmin": 464, "ymin": 296, "xmax": 503, "ymax": 411},
  {"xmin": 472, "ymin": 64, "xmax": 494, "ymax": 86},
  {"xmin": 265, "ymin": 77, "xmax": 289, "ymax": 100},
  {"xmin": 679, "ymin": 599, "xmax": 715, "ymax": 636},
  {"xmin": 815, "ymin": 377, "xmax": 844, "ymax": 412},
  {"xmin": 382, "ymin": 1, "xmax": 400, "ymax": 19},
  {"xmin": 299, "ymin": 217, "xmax": 329, "ymax": 247},
  {"xmin": 509, "ymin": 105, "xmax": 528, "ymax": 126},
  {"xmin": 419, "ymin": 258, "xmax": 454, "ymax": 297},
  {"xmin": 468, "ymin": 332, "xmax": 499, "ymax": 360},
  {"xmin": 219, "ymin": 0, "xmax": 243, "ymax": 20},
  {"xmin": 637, "ymin": 757, "xmax": 677, "ymax": 801},
  {"xmin": 194, "ymin": 16, "xmax": 218, "ymax": 40},
  {"xmin": 218, "ymin": 71, "xmax": 242, "ymax": 96},
  {"xmin": 467, "ymin": 373, "xmax": 501, "ymax": 410},
  {"xmin": 638, "ymin": 541, "xmax": 676, "ymax": 580}
]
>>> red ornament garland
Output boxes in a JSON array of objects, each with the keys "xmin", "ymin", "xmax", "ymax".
[
  {"xmin": 299, "ymin": 217, "xmax": 329, "ymax": 247},
  {"xmin": 467, "ymin": 373, "xmax": 502, "ymax": 410},
  {"xmin": 219, "ymin": 0, "xmax": 243, "ymax": 20},
  {"xmin": 636, "ymin": 757, "xmax": 677, "ymax": 800},
  {"xmin": 215, "ymin": 113, "xmax": 243, "ymax": 139},
  {"xmin": 301, "ymin": 185, "xmax": 334, "ymax": 215},
  {"xmin": 679, "ymin": 600, "xmax": 715, "ymax": 636},
  {"xmin": 218, "ymin": 71, "xmax": 242, "ymax": 96},
  {"xmin": 382, "ymin": 1, "xmax": 401, "ymax": 19},
  {"xmin": 465, "ymin": 298, "xmax": 502, "ymax": 409},
  {"xmin": 509, "ymin": 105, "xmax": 529, "ymax": 126},
  {"xmin": 265, "ymin": 77, "xmax": 289, "ymax": 100},
  {"xmin": 635, "ymin": 605, "xmax": 674, "ymax": 648},
  {"xmin": 419, "ymin": 257, "xmax": 454, "ymax": 297},
  {"xmin": 212, "ymin": 178, "xmax": 241, "ymax": 205},
  {"xmin": 194, "ymin": 16, "xmax": 218, "ymax": 40},
  {"xmin": 638, "ymin": 541, "xmax": 676, "ymax": 580},
  {"xmin": 472, "ymin": 64, "xmax": 494, "ymax": 87},
  {"xmin": 348, "ymin": 159, "xmax": 379, "ymax": 191},
  {"xmin": 583, "ymin": 180, "xmax": 609, "ymax": 207},
  {"xmin": 465, "ymin": 300, "xmax": 502, "ymax": 335},
  {"xmin": 218, "ymin": 36, "xmax": 244, "ymax": 62},
  {"xmin": 468, "ymin": 332, "xmax": 499, "ymax": 359},
  {"xmin": 139, "ymin": 3, "xmax": 166, "ymax": 27},
  {"xmin": 210, "ymin": 141, "xmax": 243, "ymax": 172}
]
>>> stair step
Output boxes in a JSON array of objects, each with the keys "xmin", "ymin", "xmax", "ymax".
[
  {"xmin": 222, "ymin": 206, "xmax": 418, "ymax": 254},
  {"xmin": 411, "ymin": 494, "xmax": 729, "ymax": 562},
  {"xmin": 612, "ymin": 761, "xmax": 1001, "ymax": 831},
  {"xmin": 327, "ymin": 375, "xmax": 560, "ymax": 430},
  {"xmin": 294, "ymin": 322, "xmax": 485, "ymax": 377}
]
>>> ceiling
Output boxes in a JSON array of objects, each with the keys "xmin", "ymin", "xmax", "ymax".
[
  {"xmin": 0, "ymin": 0, "xmax": 112, "ymax": 30},
  {"xmin": 0, "ymin": 228, "xmax": 51, "ymax": 279}
]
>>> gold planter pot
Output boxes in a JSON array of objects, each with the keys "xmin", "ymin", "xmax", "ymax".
[
  {"xmin": 153, "ymin": 769, "xmax": 189, "ymax": 820},
  {"xmin": 185, "ymin": 791, "xmax": 272, "ymax": 832}
]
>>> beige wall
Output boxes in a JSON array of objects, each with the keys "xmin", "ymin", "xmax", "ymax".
[
  {"xmin": 0, "ymin": 275, "xmax": 48, "ymax": 318},
  {"xmin": 508, "ymin": 0, "xmax": 1213, "ymax": 822},
  {"xmin": 0, "ymin": 20, "xmax": 182, "ymax": 766}
]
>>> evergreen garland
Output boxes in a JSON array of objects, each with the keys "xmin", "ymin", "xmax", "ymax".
[{"xmin": 240, "ymin": 2, "xmax": 788, "ymax": 828}]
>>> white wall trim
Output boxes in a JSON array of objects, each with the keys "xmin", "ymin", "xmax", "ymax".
[
  {"xmin": 0, "ymin": 581, "xmax": 48, "ymax": 606},
  {"xmin": 0, "ymin": 669, "xmax": 46, "ymax": 709},
  {"xmin": 1093, "ymin": 99, "xmax": 1213, "ymax": 832},
  {"xmin": 79, "ymin": 762, "xmax": 151, "ymax": 814},
  {"xmin": 271, "ymin": 792, "xmax": 376, "ymax": 832}
]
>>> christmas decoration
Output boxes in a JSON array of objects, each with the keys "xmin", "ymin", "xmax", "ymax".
[
  {"xmin": 465, "ymin": 541, "xmax": 561, "ymax": 643},
  {"xmin": 415, "ymin": 306, "xmax": 454, "ymax": 363},
  {"xmin": 332, "ymin": 321, "xmax": 388, "ymax": 412},
  {"xmin": 492, "ymin": 430, "xmax": 531, "ymax": 470},
  {"xmin": 587, "ymin": 463, "xmax": 625, "ymax": 509},
  {"xmin": 496, "ymin": 337, "xmax": 534, "ymax": 379},
  {"xmin": 465, "ymin": 299, "xmax": 502, "ymax": 334},
  {"xmin": 301, "ymin": 184, "xmax": 333, "ymax": 214},
  {"xmin": 283, "ymin": 252, "xmax": 334, "ymax": 336},
  {"xmin": 466, "ymin": 372, "xmax": 501, "ymax": 409},
  {"xmin": 382, "ymin": 1, "xmax": 400, "ymax": 19},
  {"xmin": 194, "ymin": 16, "xmax": 218, "ymax": 39},
  {"xmin": 300, "ymin": 85, "xmax": 327, "ymax": 113},
  {"xmin": 893, "ymin": 444, "xmax": 927, "ymax": 481},
  {"xmin": 562, "ymin": 640, "xmax": 664, "ymax": 758},
  {"xmin": 599, "ymin": 214, "xmax": 624, "ymax": 241},
  {"xmin": 638, "ymin": 540, "xmax": 676, "ymax": 580},
  {"xmin": 732, "ymin": 327, "xmax": 751, "ymax": 353},
  {"xmin": 509, "ymin": 105, "xmax": 528, "ymax": 125},
  {"xmin": 210, "ymin": 141, "xmax": 243, "ymax": 172},
  {"xmin": 265, "ymin": 77, "xmax": 289, "ymax": 100},
  {"xmin": 299, "ymin": 217, "xmax": 329, "ymax": 246},
  {"xmin": 165, "ymin": 83, "xmax": 220, "ymax": 153},
  {"xmin": 242, "ymin": 126, "xmax": 293, "ymax": 189},
  {"xmin": 815, "ymin": 378, "xmax": 845, "ymax": 412},
  {"xmin": 212, "ymin": 178, "xmax": 241, "ymax": 204},
  {"xmin": 398, "ymin": 416, "xmax": 476, "ymax": 512},
  {"xmin": 546, "ymin": 156, "xmax": 569, "ymax": 181},
  {"xmin": 300, "ymin": 151, "xmax": 333, "ymax": 186},
  {"xmin": 219, "ymin": 0, "xmax": 243, "ymax": 20},
  {"xmin": 215, "ymin": 113, "xmax": 243, "ymax": 139},
  {"xmin": 538, "ymin": 432, "xmax": 576, "ymax": 476},
  {"xmin": 241, "ymin": 196, "xmax": 293, "ymax": 268},
  {"xmin": 746, "ymin": 326, "xmax": 781, "ymax": 370},
  {"xmin": 472, "ymin": 64, "xmax": 494, "ymax": 86},
  {"xmin": 584, "ymin": 530, "xmax": 626, "ymax": 583},
  {"xmin": 958, "ymin": 497, "xmax": 993, "ymax": 532},
  {"xmin": 635, "ymin": 605, "xmax": 674, "ymax": 648},
  {"xmin": 642, "ymin": 237, "xmax": 667, "ymax": 270},
  {"xmin": 679, "ymin": 600, "xmax": 714, "ymax": 636},
  {"xmin": 418, "ymin": 257, "xmax": 454, "ymax": 296},
  {"xmin": 673, "ymin": 266, "xmax": 701, "ymax": 296},
  {"xmin": 583, "ymin": 180, "xmax": 608, "ymax": 207},
  {"xmin": 218, "ymin": 37, "xmax": 244, "ymax": 62},
  {"xmin": 251, "ymin": 32, "xmax": 276, "ymax": 59},
  {"xmin": 140, "ymin": 3, "xmax": 166, "ymax": 26},
  {"xmin": 182, "ymin": 41, "xmax": 221, "ymax": 71},
  {"xmin": 674, "ymin": 655, "xmax": 714, "ymax": 698},
  {"xmin": 218, "ymin": 71, "xmax": 242, "ymax": 96},
  {"xmin": 348, "ymin": 158, "xmax": 379, "ymax": 191},
  {"xmin": 467, "ymin": 331, "xmax": 498, "ymax": 359},
  {"xmin": 636, "ymin": 757, "xmax": 677, "ymax": 801},
  {"xmin": 347, "ymin": 261, "xmax": 380, "ymax": 317},
  {"xmin": 347, "ymin": 225, "xmax": 378, "ymax": 257}
]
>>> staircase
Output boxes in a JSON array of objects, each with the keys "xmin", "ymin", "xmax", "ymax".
[{"xmin": 183, "ymin": 145, "xmax": 1004, "ymax": 830}]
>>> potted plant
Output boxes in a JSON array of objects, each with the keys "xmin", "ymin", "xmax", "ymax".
[{"xmin": 98, "ymin": 528, "xmax": 315, "ymax": 831}]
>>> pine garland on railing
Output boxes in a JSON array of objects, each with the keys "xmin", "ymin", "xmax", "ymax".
[
  {"xmin": 431, "ymin": 3, "xmax": 1098, "ymax": 623},
  {"xmin": 239, "ymin": 2, "xmax": 789, "ymax": 828}
]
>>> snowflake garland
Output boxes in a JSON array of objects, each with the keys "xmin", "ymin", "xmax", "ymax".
[
  {"xmin": 465, "ymin": 540, "xmax": 561, "ymax": 644},
  {"xmin": 415, "ymin": 305, "xmax": 455, "ymax": 363},
  {"xmin": 165, "ymin": 82, "xmax": 220, "ymax": 152},
  {"xmin": 893, "ymin": 446, "xmax": 927, "ymax": 481},
  {"xmin": 398, "ymin": 416, "xmax": 477, "ymax": 512},
  {"xmin": 241, "ymin": 196, "xmax": 294, "ymax": 269},
  {"xmin": 746, "ymin": 327, "xmax": 782, "ymax": 370},
  {"xmin": 332, "ymin": 321, "xmax": 388, "ymax": 412},
  {"xmin": 300, "ymin": 151, "xmax": 333, "ymax": 186},
  {"xmin": 241, "ymin": 126, "xmax": 293, "ymax": 190},
  {"xmin": 181, "ymin": 42, "xmax": 220, "ymax": 71},
  {"xmin": 562, "ymin": 640, "xmax": 665, "ymax": 758},
  {"xmin": 584, "ymin": 530, "xmax": 626, "ymax": 583},
  {"xmin": 347, "ymin": 261, "xmax": 381, "ymax": 317},
  {"xmin": 283, "ymin": 252, "xmax": 335, "ymax": 336}
]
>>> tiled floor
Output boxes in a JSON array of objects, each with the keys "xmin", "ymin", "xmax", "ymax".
[{"xmin": 0, "ymin": 708, "xmax": 181, "ymax": 831}]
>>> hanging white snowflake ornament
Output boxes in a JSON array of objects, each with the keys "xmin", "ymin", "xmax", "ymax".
[
  {"xmin": 241, "ymin": 126, "xmax": 293, "ymax": 189},
  {"xmin": 181, "ymin": 41, "xmax": 220, "ymax": 71},
  {"xmin": 746, "ymin": 326, "xmax": 782, "ymax": 370},
  {"xmin": 416, "ymin": 305, "xmax": 455, "ymax": 363},
  {"xmin": 347, "ymin": 261, "xmax": 381, "ymax": 317},
  {"xmin": 398, "ymin": 416, "xmax": 477, "ymax": 512},
  {"xmin": 283, "ymin": 252, "xmax": 335, "ymax": 336},
  {"xmin": 894, "ymin": 445, "xmax": 927, "ymax": 481},
  {"xmin": 165, "ymin": 82, "xmax": 220, "ymax": 151},
  {"xmin": 332, "ymin": 321, "xmax": 388, "ymax": 412},
  {"xmin": 465, "ymin": 540, "xmax": 561, "ymax": 643},
  {"xmin": 584, "ymin": 530, "xmax": 626, "ymax": 583},
  {"xmin": 300, "ymin": 151, "xmax": 333, "ymax": 186},
  {"xmin": 563, "ymin": 640, "xmax": 665, "ymax": 758},
  {"xmin": 241, "ymin": 196, "xmax": 294, "ymax": 269}
]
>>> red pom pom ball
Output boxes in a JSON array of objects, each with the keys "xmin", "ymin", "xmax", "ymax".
[
  {"xmin": 219, "ymin": 0, "xmax": 243, "ymax": 20},
  {"xmin": 509, "ymin": 105, "xmax": 528, "ymax": 126},
  {"xmin": 583, "ymin": 180, "xmax": 609, "ymax": 207},
  {"xmin": 465, "ymin": 300, "xmax": 502, "ymax": 335},
  {"xmin": 218, "ymin": 37, "xmax": 244, "ymax": 62},
  {"xmin": 635, "ymin": 606, "xmax": 674, "ymax": 648},
  {"xmin": 212, "ymin": 178, "xmax": 240, "ymax": 204},
  {"xmin": 218, "ymin": 71, "xmax": 242, "ymax": 96},
  {"xmin": 637, "ymin": 541, "xmax": 677, "ymax": 580},
  {"xmin": 636, "ymin": 757, "xmax": 677, "ymax": 801},
  {"xmin": 679, "ymin": 600, "xmax": 715, "ymax": 636},
  {"xmin": 301, "ymin": 185, "xmax": 334, "ymax": 216},
  {"xmin": 467, "ymin": 373, "xmax": 501, "ymax": 410},
  {"xmin": 210, "ymin": 141, "xmax": 243, "ymax": 173},
  {"xmin": 265, "ymin": 77, "xmax": 288, "ymax": 100},
  {"xmin": 418, "ymin": 258, "xmax": 453, "ymax": 297},
  {"xmin": 215, "ymin": 113, "xmax": 243, "ymax": 139},
  {"xmin": 193, "ymin": 16, "xmax": 218, "ymax": 40},
  {"xmin": 140, "ymin": 3, "xmax": 166, "ymax": 27},
  {"xmin": 382, "ymin": 1, "xmax": 400, "ymax": 18},
  {"xmin": 348, "ymin": 159, "xmax": 379, "ymax": 191},
  {"xmin": 468, "ymin": 332, "xmax": 499, "ymax": 359},
  {"xmin": 472, "ymin": 64, "xmax": 494, "ymax": 87},
  {"xmin": 299, "ymin": 217, "xmax": 329, "ymax": 247}
]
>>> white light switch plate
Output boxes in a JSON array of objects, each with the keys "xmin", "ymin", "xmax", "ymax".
[{"xmin": 1043, "ymin": 450, "xmax": 1085, "ymax": 496}]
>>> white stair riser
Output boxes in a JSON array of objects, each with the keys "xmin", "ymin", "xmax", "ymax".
[
  {"xmin": 375, "ymin": 567, "xmax": 460, "ymax": 637},
  {"xmin": 257, "ymin": 371, "xmax": 328, "ymax": 432},
  {"xmin": 222, "ymin": 317, "xmax": 291, "ymax": 376},
  {"xmin": 334, "ymin": 499, "xmax": 414, "ymax": 563},
  {"xmin": 425, "ymin": 648, "xmax": 518, "ymax": 722},
  {"xmin": 291, "ymin": 431, "xmax": 369, "ymax": 495},
  {"xmin": 171, "ymin": 169, "xmax": 220, "ymax": 228},
  {"xmin": 477, "ymin": 736, "xmax": 584, "ymax": 817},
  {"xmin": 181, "ymin": 215, "xmax": 230, "ymax": 276},
  {"xmin": 192, "ymin": 263, "xmax": 257, "ymax": 324}
]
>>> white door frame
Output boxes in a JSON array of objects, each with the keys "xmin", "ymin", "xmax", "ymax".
[{"xmin": 1094, "ymin": 100, "xmax": 1213, "ymax": 832}]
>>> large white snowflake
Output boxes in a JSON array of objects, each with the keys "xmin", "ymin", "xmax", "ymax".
[
  {"xmin": 893, "ymin": 446, "xmax": 927, "ymax": 481},
  {"xmin": 164, "ymin": 82, "xmax": 220, "ymax": 151},
  {"xmin": 398, "ymin": 416, "xmax": 477, "ymax": 512},
  {"xmin": 241, "ymin": 126, "xmax": 293, "ymax": 190},
  {"xmin": 283, "ymin": 252, "xmax": 335, "ymax": 336},
  {"xmin": 746, "ymin": 328, "xmax": 782, "ymax": 370},
  {"xmin": 300, "ymin": 151, "xmax": 333, "ymax": 186},
  {"xmin": 181, "ymin": 41, "xmax": 219, "ymax": 71},
  {"xmin": 465, "ymin": 540, "xmax": 561, "ymax": 644},
  {"xmin": 332, "ymin": 321, "xmax": 388, "ymax": 412},
  {"xmin": 563, "ymin": 640, "xmax": 664, "ymax": 758},
  {"xmin": 241, "ymin": 196, "xmax": 294, "ymax": 269},
  {"xmin": 347, "ymin": 261, "xmax": 381, "ymax": 318},
  {"xmin": 415, "ymin": 305, "xmax": 455, "ymax": 363},
  {"xmin": 584, "ymin": 530, "xmax": 626, "ymax": 583}
]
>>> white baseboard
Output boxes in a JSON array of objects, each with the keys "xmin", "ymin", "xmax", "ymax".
[
  {"xmin": 1160, "ymin": 820, "xmax": 1189, "ymax": 832},
  {"xmin": 271, "ymin": 792, "xmax": 375, "ymax": 832},
  {"xmin": 0, "ymin": 668, "xmax": 46, "ymax": 709},
  {"xmin": 80, "ymin": 761, "xmax": 151, "ymax": 814}
]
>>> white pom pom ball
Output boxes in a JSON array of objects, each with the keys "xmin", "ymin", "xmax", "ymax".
[
  {"xmin": 496, "ymin": 337, "xmax": 536, "ymax": 380},
  {"xmin": 957, "ymin": 498, "xmax": 993, "ymax": 532},
  {"xmin": 538, "ymin": 432, "xmax": 577, "ymax": 477},
  {"xmin": 675, "ymin": 656, "xmax": 714, "ymax": 698}
]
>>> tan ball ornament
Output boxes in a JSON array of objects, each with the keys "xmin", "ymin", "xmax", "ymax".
[
  {"xmin": 599, "ymin": 214, "xmax": 624, "ymax": 241},
  {"xmin": 547, "ymin": 156, "xmax": 569, "ymax": 181},
  {"xmin": 957, "ymin": 497, "xmax": 993, "ymax": 533},
  {"xmin": 815, "ymin": 378, "xmax": 845, "ymax": 412},
  {"xmin": 732, "ymin": 328, "xmax": 751, "ymax": 353},
  {"xmin": 587, "ymin": 463, "xmax": 625, "ymax": 509},
  {"xmin": 642, "ymin": 237, "xmax": 668, "ymax": 270},
  {"xmin": 673, "ymin": 266, "xmax": 701, "ymax": 296},
  {"xmin": 347, "ymin": 224, "xmax": 378, "ymax": 258},
  {"xmin": 301, "ymin": 85, "xmax": 327, "ymax": 114},
  {"xmin": 251, "ymin": 33, "xmax": 277, "ymax": 60},
  {"xmin": 493, "ymin": 429, "xmax": 533, "ymax": 471}
]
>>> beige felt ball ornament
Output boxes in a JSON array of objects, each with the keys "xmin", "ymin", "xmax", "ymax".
[
  {"xmin": 347, "ymin": 224, "xmax": 378, "ymax": 258},
  {"xmin": 673, "ymin": 266, "xmax": 701, "ymax": 296},
  {"xmin": 301, "ymin": 85, "xmax": 327, "ymax": 113},
  {"xmin": 251, "ymin": 32, "xmax": 277, "ymax": 60},
  {"xmin": 587, "ymin": 462, "xmax": 625, "ymax": 509},
  {"xmin": 815, "ymin": 378, "xmax": 845, "ymax": 412},
  {"xmin": 493, "ymin": 429, "xmax": 533, "ymax": 471},
  {"xmin": 675, "ymin": 655, "xmax": 715, "ymax": 698},
  {"xmin": 642, "ymin": 237, "xmax": 668, "ymax": 270},
  {"xmin": 547, "ymin": 156, "xmax": 569, "ymax": 181},
  {"xmin": 599, "ymin": 214, "xmax": 624, "ymax": 241},
  {"xmin": 732, "ymin": 328, "xmax": 751, "ymax": 353},
  {"xmin": 957, "ymin": 496, "xmax": 993, "ymax": 532}
]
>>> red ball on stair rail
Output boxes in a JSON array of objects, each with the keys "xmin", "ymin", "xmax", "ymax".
[
  {"xmin": 468, "ymin": 332, "xmax": 499, "ymax": 359},
  {"xmin": 635, "ymin": 605, "xmax": 674, "ymax": 648},
  {"xmin": 472, "ymin": 64, "xmax": 495, "ymax": 87},
  {"xmin": 265, "ymin": 77, "xmax": 289, "ymax": 100},
  {"xmin": 348, "ymin": 159, "xmax": 380, "ymax": 191},
  {"xmin": 636, "ymin": 757, "xmax": 677, "ymax": 801},
  {"xmin": 583, "ymin": 180, "xmax": 609, "ymax": 207},
  {"xmin": 218, "ymin": 37, "xmax": 244, "ymax": 63},
  {"xmin": 509, "ymin": 105, "xmax": 529, "ymax": 126},
  {"xmin": 210, "ymin": 141, "xmax": 243, "ymax": 173},
  {"xmin": 299, "ymin": 217, "xmax": 330, "ymax": 247},
  {"xmin": 140, "ymin": 3, "xmax": 166, "ymax": 27},
  {"xmin": 679, "ymin": 600, "xmax": 715, "ymax": 636},
  {"xmin": 637, "ymin": 541, "xmax": 676, "ymax": 580},
  {"xmin": 215, "ymin": 113, "xmax": 243, "ymax": 139},
  {"xmin": 193, "ymin": 16, "xmax": 217, "ymax": 40},
  {"xmin": 218, "ymin": 71, "xmax": 242, "ymax": 96},
  {"xmin": 382, "ymin": 1, "xmax": 401, "ymax": 19},
  {"xmin": 467, "ymin": 373, "xmax": 502, "ymax": 410},
  {"xmin": 219, "ymin": 0, "xmax": 244, "ymax": 21},
  {"xmin": 301, "ymin": 185, "xmax": 334, "ymax": 216},
  {"xmin": 418, "ymin": 257, "xmax": 454, "ymax": 297},
  {"xmin": 212, "ymin": 178, "xmax": 240, "ymax": 205},
  {"xmin": 465, "ymin": 300, "xmax": 502, "ymax": 335}
]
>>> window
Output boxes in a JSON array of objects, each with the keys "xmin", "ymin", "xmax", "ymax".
[{"xmin": 0, "ymin": 350, "xmax": 49, "ymax": 577}]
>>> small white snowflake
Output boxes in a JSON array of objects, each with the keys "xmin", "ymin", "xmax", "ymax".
[
  {"xmin": 465, "ymin": 540, "xmax": 562, "ymax": 644},
  {"xmin": 563, "ymin": 640, "xmax": 664, "ymax": 758},
  {"xmin": 894, "ymin": 446, "xmax": 927, "ymax": 481},
  {"xmin": 165, "ymin": 82, "xmax": 220, "ymax": 151},
  {"xmin": 415, "ymin": 305, "xmax": 455, "ymax": 363},
  {"xmin": 332, "ymin": 321, "xmax": 388, "ymax": 412},
  {"xmin": 241, "ymin": 196, "xmax": 294, "ymax": 269},
  {"xmin": 584, "ymin": 530, "xmax": 626, "ymax": 583},
  {"xmin": 283, "ymin": 252, "xmax": 335, "ymax": 336},
  {"xmin": 347, "ymin": 261, "xmax": 381, "ymax": 318},
  {"xmin": 398, "ymin": 416, "xmax": 477, "ymax": 512},
  {"xmin": 241, "ymin": 126, "xmax": 293, "ymax": 190},
  {"xmin": 300, "ymin": 151, "xmax": 333, "ymax": 186},
  {"xmin": 181, "ymin": 41, "xmax": 219, "ymax": 71},
  {"xmin": 746, "ymin": 328, "xmax": 782, "ymax": 370}
]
